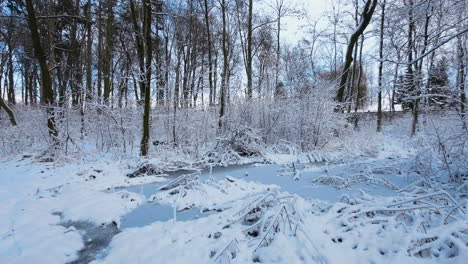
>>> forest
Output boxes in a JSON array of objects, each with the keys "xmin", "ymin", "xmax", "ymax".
[{"xmin": 0, "ymin": 0, "xmax": 467, "ymax": 263}]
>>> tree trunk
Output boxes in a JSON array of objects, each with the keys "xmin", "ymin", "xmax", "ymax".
[
  {"xmin": 25, "ymin": 0, "xmax": 58, "ymax": 140},
  {"xmin": 130, "ymin": 0, "xmax": 146, "ymax": 103},
  {"xmin": 7, "ymin": 47, "xmax": 15, "ymax": 104},
  {"xmin": 275, "ymin": 12, "xmax": 281, "ymax": 88},
  {"xmin": 46, "ymin": 0, "xmax": 56, "ymax": 104},
  {"xmin": 411, "ymin": 0, "xmax": 431, "ymax": 136},
  {"xmin": 0, "ymin": 56, "xmax": 5, "ymax": 103},
  {"xmin": 97, "ymin": 1, "xmax": 103, "ymax": 102},
  {"xmin": 0, "ymin": 96, "xmax": 17, "ymax": 126},
  {"xmin": 458, "ymin": 37, "xmax": 466, "ymax": 126},
  {"xmin": 203, "ymin": 0, "xmax": 214, "ymax": 106},
  {"xmin": 140, "ymin": 0, "xmax": 153, "ymax": 156},
  {"xmin": 70, "ymin": 0, "xmax": 81, "ymax": 107},
  {"xmin": 377, "ymin": 0, "xmax": 386, "ymax": 132},
  {"xmin": 348, "ymin": 0, "xmax": 360, "ymax": 113},
  {"xmin": 174, "ymin": 48, "xmax": 182, "ymax": 108},
  {"xmin": 86, "ymin": 0, "xmax": 92, "ymax": 102},
  {"xmin": 246, "ymin": 0, "xmax": 253, "ymax": 99},
  {"xmin": 337, "ymin": 0, "xmax": 377, "ymax": 104},
  {"xmin": 103, "ymin": 0, "xmax": 114, "ymax": 104},
  {"xmin": 219, "ymin": 0, "xmax": 228, "ymax": 130},
  {"xmin": 353, "ymin": 36, "xmax": 365, "ymax": 129}
]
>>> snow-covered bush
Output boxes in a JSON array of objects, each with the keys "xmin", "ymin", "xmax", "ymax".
[
  {"xmin": 201, "ymin": 126, "xmax": 266, "ymax": 166},
  {"xmin": 212, "ymin": 193, "xmax": 299, "ymax": 263},
  {"xmin": 410, "ymin": 112, "xmax": 468, "ymax": 183},
  {"xmin": 228, "ymin": 80, "xmax": 351, "ymax": 152},
  {"xmin": 324, "ymin": 187, "xmax": 467, "ymax": 261},
  {"xmin": 1, "ymin": 81, "xmax": 359, "ymax": 163}
]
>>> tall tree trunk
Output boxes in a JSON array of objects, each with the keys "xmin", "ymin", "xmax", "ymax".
[
  {"xmin": 130, "ymin": 0, "xmax": 146, "ymax": 103},
  {"xmin": 25, "ymin": 0, "xmax": 58, "ymax": 140},
  {"xmin": 275, "ymin": 10, "xmax": 281, "ymax": 88},
  {"xmin": 31, "ymin": 64, "xmax": 38, "ymax": 104},
  {"xmin": 336, "ymin": 0, "xmax": 377, "ymax": 105},
  {"xmin": 219, "ymin": 0, "xmax": 228, "ymax": 130},
  {"xmin": 155, "ymin": 1, "xmax": 165, "ymax": 106},
  {"xmin": 404, "ymin": 0, "xmax": 417, "ymax": 135},
  {"xmin": 203, "ymin": 0, "xmax": 214, "ymax": 106},
  {"xmin": 173, "ymin": 50, "xmax": 181, "ymax": 144},
  {"xmin": 458, "ymin": 37, "xmax": 466, "ymax": 126},
  {"xmin": 140, "ymin": 0, "xmax": 153, "ymax": 156},
  {"xmin": 377, "ymin": 0, "xmax": 386, "ymax": 132},
  {"xmin": 348, "ymin": 0, "xmax": 360, "ymax": 113},
  {"xmin": 0, "ymin": 56, "xmax": 5, "ymax": 103},
  {"xmin": 103, "ymin": 0, "xmax": 114, "ymax": 104},
  {"xmin": 246, "ymin": 0, "xmax": 253, "ymax": 99},
  {"xmin": 411, "ymin": 0, "xmax": 431, "ymax": 136},
  {"xmin": 174, "ymin": 48, "xmax": 182, "ymax": 108},
  {"xmin": 182, "ymin": 47, "xmax": 191, "ymax": 108},
  {"xmin": 86, "ymin": 0, "xmax": 92, "ymax": 102},
  {"xmin": 23, "ymin": 58, "xmax": 30, "ymax": 105},
  {"xmin": 390, "ymin": 50, "xmax": 400, "ymax": 113},
  {"xmin": 46, "ymin": 0, "xmax": 56, "ymax": 104},
  {"xmin": 213, "ymin": 48, "xmax": 218, "ymax": 104},
  {"xmin": 353, "ymin": 36, "xmax": 365, "ymax": 129},
  {"xmin": 70, "ymin": 0, "xmax": 81, "ymax": 107},
  {"xmin": 97, "ymin": 1, "xmax": 103, "ymax": 102},
  {"xmin": 164, "ymin": 32, "xmax": 171, "ymax": 106},
  {"xmin": 7, "ymin": 47, "xmax": 15, "ymax": 104}
]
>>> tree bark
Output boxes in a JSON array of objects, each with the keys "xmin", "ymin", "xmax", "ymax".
[
  {"xmin": 130, "ymin": 0, "xmax": 146, "ymax": 103},
  {"xmin": 336, "ymin": 0, "xmax": 377, "ymax": 104},
  {"xmin": 140, "ymin": 0, "xmax": 153, "ymax": 156},
  {"xmin": 0, "ymin": 96, "xmax": 17, "ymax": 126},
  {"xmin": 458, "ymin": 37, "xmax": 466, "ymax": 126},
  {"xmin": 203, "ymin": 0, "xmax": 214, "ymax": 106},
  {"xmin": 103, "ymin": 0, "xmax": 114, "ymax": 104},
  {"xmin": 7, "ymin": 46, "xmax": 15, "ymax": 104},
  {"xmin": 25, "ymin": 0, "xmax": 58, "ymax": 140},
  {"xmin": 411, "ymin": 0, "xmax": 431, "ymax": 136},
  {"xmin": 97, "ymin": 1, "xmax": 103, "ymax": 101},
  {"xmin": 377, "ymin": 0, "xmax": 386, "ymax": 132},
  {"xmin": 219, "ymin": 0, "xmax": 228, "ymax": 130},
  {"xmin": 275, "ymin": 6, "xmax": 281, "ymax": 88},
  {"xmin": 86, "ymin": 0, "xmax": 93, "ymax": 102},
  {"xmin": 246, "ymin": 0, "xmax": 253, "ymax": 99}
]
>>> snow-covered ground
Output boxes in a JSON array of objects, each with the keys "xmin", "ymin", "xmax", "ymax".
[{"xmin": 1, "ymin": 118, "xmax": 467, "ymax": 264}]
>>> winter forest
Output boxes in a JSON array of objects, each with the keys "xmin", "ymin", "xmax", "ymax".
[{"xmin": 0, "ymin": 0, "xmax": 467, "ymax": 263}]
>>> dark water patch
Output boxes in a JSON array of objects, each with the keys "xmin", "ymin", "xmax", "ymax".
[{"xmin": 62, "ymin": 221, "xmax": 119, "ymax": 264}]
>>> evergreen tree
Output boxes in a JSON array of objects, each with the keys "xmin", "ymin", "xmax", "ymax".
[{"xmin": 428, "ymin": 57, "xmax": 451, "ymax": 108}]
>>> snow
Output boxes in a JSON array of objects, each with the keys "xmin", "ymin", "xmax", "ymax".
[
  {"xmin": 0, "ymin": 157, "xmax": 152, "ymax": 263},
  {"xmin": 0, "ymin": 159, "xmax": 83, "ymax": 264},
  {"xmin": 1, "ymin": 115, "xmax": 467, "ymax": 263},
  {"xmin": 0, "ymin": 198, "xmax": 83, "ymax": 264},
  {"xmin": 154, "ymin": 175, "xmax": 278, "ymax": 210}
]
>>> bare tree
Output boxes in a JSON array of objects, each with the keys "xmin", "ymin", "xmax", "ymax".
[
  {"xmin": 336, "ymin": 0, "xmax": 377, "ymax": 105},
  {"xmin": 202, "ymin": 0, "xmax": 215, "ymax": 105},
  {"xmin": 246, "ymin": 0, "xmax": 253, "ymax": 98},
  {"xmin": 103, "ymin": 0, "xmax": 115, "ymax": 104},
  {"xmin": 25, "ymin": 0, "xmax": 58, "ymax": 140},
  {"xmin": 457, "ymin": 35, "xmax": 466, "ymax": 126},
  {"xmin": 219, "ymin": 0, "xmax": 228, "ymax": 130},
  {"xmin": 140, "ymin": 0, "xmax": 153, "ymax": 156},
  {"xmin": 377, "ymin": 0, "xmax": 386, "ymax": 132}
]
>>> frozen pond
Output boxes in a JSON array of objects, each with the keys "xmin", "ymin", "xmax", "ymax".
[
  {"xmin": 119, "ymin": 160, "xmax": 412, "ymax": 229},
  {"xmin": 120, "ymin": 203, "xmax": 218, "ymax": 229}
]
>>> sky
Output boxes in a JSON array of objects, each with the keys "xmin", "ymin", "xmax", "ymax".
[
  {"xmin": 252, "ymin": 0, "xmax": 332, "ymax": 44},
  {"xmin": 277, "ymin": 0, "xmax": 331, "ymax": 44}
]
